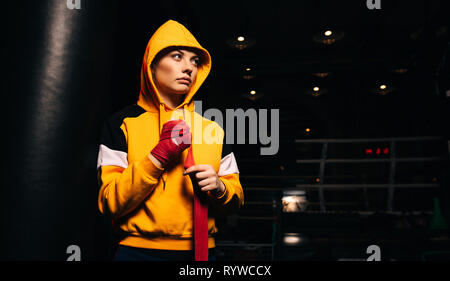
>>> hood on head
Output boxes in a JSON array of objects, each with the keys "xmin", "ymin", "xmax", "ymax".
[{"xmin": 138, "ymin": 19, "xmax": 212, "ymax": 113}]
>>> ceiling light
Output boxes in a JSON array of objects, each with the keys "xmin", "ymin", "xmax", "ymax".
[
  {"xmin": 392, "ymin": 68, "xmax": 408, "ymax": 74},
  {"xmin": 243, "ymin": 67, "xmax": 255, "ymax": 79},
  {"xmin": 306, "ymin": 87, "xmax": 327, "ymax": 97},
  {"xmin": 305, "ymin": 128, "xmax": 312, "ymax": 136},
  {"xmin": 243, "ymin": 91, "xmax": 263, "ymax": 101},
  {"xmin": 371, "ymin": 84, "xmax": 395, "ymax": 96},
  {"xmin": 312, "ymin": 72, "xmax": 330, "ymax": 78},
  {"xmin": 313, "ymin": 30, "xmax": 344, "ymax": 45},
  {"xmin": 226, "ymin": 36, "xmax": 256, "ymax": 50}
]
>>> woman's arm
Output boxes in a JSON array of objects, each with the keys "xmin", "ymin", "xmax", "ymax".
[{"xmin": 97, "ymin": 118, "xmax": 164, "ymax": 219}]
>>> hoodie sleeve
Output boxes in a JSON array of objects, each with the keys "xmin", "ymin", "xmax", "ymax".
[
  {"xmin": 210, "ymin": 142, "xmax": 244, "ymax": 213},
  {"xmin": 97, "ymin": 115, "xmax": 164, "ymax": 219}
]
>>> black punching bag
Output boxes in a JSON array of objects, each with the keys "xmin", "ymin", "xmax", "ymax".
[{"xmin": 2, "ymin": 0, "xmax": 119, "ymax": 260}]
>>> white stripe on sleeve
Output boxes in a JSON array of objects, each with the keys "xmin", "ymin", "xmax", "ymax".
[
  {"xmin": 97, "ymin": 144, "xmax": 128, "ymax": 169},
  {"xmin": 218, "ymin": 152, "xmax": 239, "ymax": 176}
]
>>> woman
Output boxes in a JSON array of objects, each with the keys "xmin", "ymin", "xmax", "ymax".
[{"xmin": 97, "ymin": 19, "xmax": 244, "ymax": 261}]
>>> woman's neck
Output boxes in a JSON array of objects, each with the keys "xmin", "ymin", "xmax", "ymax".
[{"xmin": 159, "ymin": 92, "xmax": 185, "ymax": 109}]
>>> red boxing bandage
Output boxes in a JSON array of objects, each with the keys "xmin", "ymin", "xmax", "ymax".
[
  {"xmin": 184, "ymin": 142, "xmax": 209, "ymax": 261},
  {"xmin": 151, "ymin": 120, "xmax": 191, "ymax": 167}
]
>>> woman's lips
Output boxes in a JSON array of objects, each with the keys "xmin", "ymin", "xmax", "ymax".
[{"xmin": 177, "ymin": 79, "xmax": 191, "ymax": 85}]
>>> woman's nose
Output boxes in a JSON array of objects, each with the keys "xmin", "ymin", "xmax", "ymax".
[{"xmin": 181, "ymin": 58, "xmax": 193, "ymax": 73}]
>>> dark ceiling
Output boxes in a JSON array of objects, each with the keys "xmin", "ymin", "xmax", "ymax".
[
  {"xmin": 107, "ymin": 1, "xmax": 449, "ymax": 213},
  {"xmin": 110, "ymin": 0, "xmax": 449, "ymax": 142}
]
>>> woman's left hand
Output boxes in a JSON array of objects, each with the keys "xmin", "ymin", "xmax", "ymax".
[{"xmin": 184, "ymin": 164, "xmax": 226, "ymax": 196}]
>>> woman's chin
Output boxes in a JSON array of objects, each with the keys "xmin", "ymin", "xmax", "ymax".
[{"xmin": 172, "ymin": 85, "xmax": 190, "ymax": 95}]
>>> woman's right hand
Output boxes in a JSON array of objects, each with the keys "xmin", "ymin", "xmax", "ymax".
[{"xmin": 150, "ymin": 120, "xmax": 191, "ymax": 168}]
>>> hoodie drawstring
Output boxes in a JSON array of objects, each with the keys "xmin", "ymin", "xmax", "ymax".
[
  {"xmin": 159, "ymin": 103, "xmax": 164, "ymax": 135},
  {"xmin": 159, "ymin": 103, "xmax": 166, "ymax": 189},
  {"xmin": 158, "ymin": 102, "xmax": 192, "ymax": 190}
]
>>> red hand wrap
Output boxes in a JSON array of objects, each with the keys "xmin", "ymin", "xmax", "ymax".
[
  {"xmin": 184, "ymin": 143, "xmax": 209, "ymax": 261},
  {"xmin": 152, "ymin": 119, "xmax": 208, "ymax": 260},
  {"xmin": 151, "ymin": 120, "xmax": 191, "ymax": 167}
]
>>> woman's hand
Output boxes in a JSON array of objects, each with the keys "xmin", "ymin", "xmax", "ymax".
[
  {"xmin": 150, "ymin": 120, "xmax": 191, "ymax": 168},
  {"xmin": 184, "ymin": 164, "xmax": 226, "ymax": 197}
]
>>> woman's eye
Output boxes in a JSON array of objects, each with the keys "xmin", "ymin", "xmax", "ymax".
[{"xmin": 172, "ymin": 53, "xmax": 199, "ymax": 66}]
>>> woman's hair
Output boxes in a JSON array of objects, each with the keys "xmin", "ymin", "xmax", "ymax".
[{"xmin": 150, "ymin": 46, "xmax": 205, "ymax": 71}]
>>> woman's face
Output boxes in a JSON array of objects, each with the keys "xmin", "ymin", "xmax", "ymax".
[{"xmin": 152, "ymin": 48, "xmax": 201, "ymax": 97}]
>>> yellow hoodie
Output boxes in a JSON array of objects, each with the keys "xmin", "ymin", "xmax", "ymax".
[{"xmin": 97, "ymin": 20, "xmax": 244, "ymax": 251}]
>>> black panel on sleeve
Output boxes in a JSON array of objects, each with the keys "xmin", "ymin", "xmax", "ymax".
[{"xmin": 99, "ymin": 104, "xmax": 146, "ymax": 153}]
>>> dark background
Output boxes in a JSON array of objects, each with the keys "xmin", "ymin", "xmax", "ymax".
[{"xmin": 1, "ymin": 0, "xmax": 449, "ymax": 260}]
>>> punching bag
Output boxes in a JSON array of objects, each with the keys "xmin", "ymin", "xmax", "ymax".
[{"xmin": 2, "ymin": 0, "xmax": 119, "ymax": 260}]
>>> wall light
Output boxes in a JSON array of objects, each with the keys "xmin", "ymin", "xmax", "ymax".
[
  {"xmin": 282, "ymin": 190, "xmax": 308, "ymax": 212},
  {"xmin": 283, "ymin": 233, "xmax": 302, "ymax": 246},
  {"xmin": 283, "ymin": 233, "xmax": 309, "ymax": 246}
]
